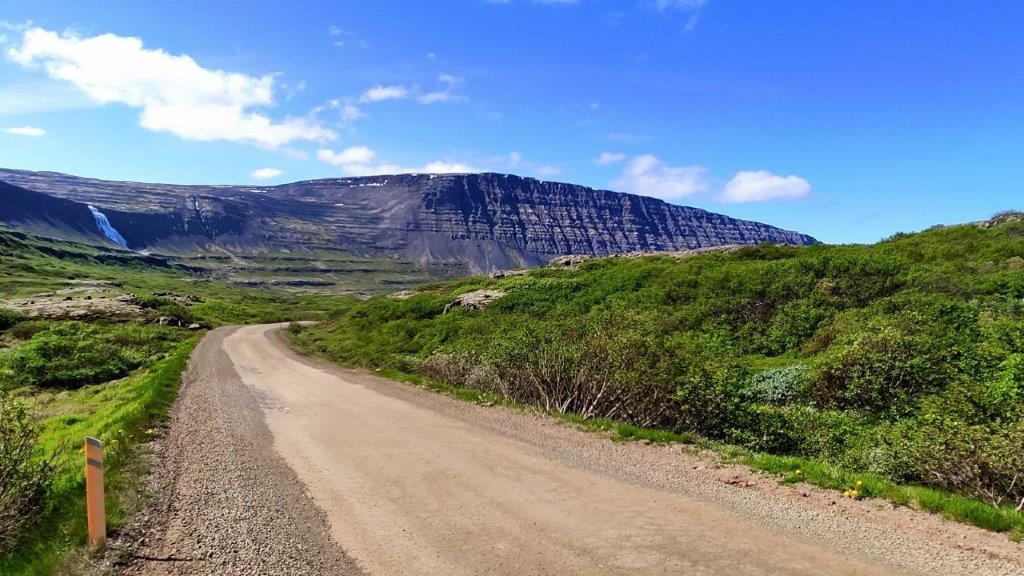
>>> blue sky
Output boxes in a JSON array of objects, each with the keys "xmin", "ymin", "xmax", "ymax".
[{"xmin": 1, "ymin": 1, "xmax": 1022, "ymax": 243}]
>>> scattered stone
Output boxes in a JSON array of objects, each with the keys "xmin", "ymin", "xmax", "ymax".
[
  {"xmin": 188, "ymin": 323, "xmax": 202, "ymax": 330},
  {"xmin": 388, "ymin": 289, "xmax": 417, "ymax": 300},
  {"xmin": 547, "ymin": 255, "xmax": 592, "ymax": 268},
  {"xmin": 443, "ymin": 290, "xmax": 506, "ymax": 313},
  {"xmin": 489, "ymin": 268, "xmax": 529, "ymax": 279},
  {"xmin": 3, "ymin": 286, "xmax": 148, "ymax": 319}
]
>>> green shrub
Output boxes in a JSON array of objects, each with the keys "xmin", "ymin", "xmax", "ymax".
[
  {"xmin": 0, "ymin": 395, "xmax": 53, "ymax": 556},
  {"xmin": 811, "ymin": 320, "xmax": 948, "ymax": 412},
  {"xmin": 742, "ymin": 364, "xmax": 808, "ymax": 406},
  {"xmin": 0, "ymin": 308, "xmax": 25, "ymax": 331},
  {"xmin": 0, "ymin": 322, "xmax": 178, "ymax": 389},
  {"xmin": 901, "ymin": 415, "xmax": 1024, "ymax": 509}
]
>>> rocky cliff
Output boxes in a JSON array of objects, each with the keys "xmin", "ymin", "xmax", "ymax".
[{"xmin": 0, "ymin": 168, "xmax": 816, "ymax": 270}]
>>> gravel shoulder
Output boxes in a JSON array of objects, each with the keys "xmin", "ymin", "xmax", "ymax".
[
  {"xmin": 116, "ymin": 326, "xmax": 365, "ymax": 576},
  {"xmin": 119, "ymin": 324, "xmax": 1024, "ymax": 575}
]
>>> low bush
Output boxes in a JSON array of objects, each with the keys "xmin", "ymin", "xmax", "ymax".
[
  {"xmin": 0, "ymin": 395, "xmax": 52, "ymax": 556},
  {"xmin": 0, "ymin": 321, "xmax": 180, "ymax": 389},
  {"xmin": 0, "ymin": 308, "xmax": 25, "ymax": 331},
  {"xmin": 742, "ymin": 364, "xmax": 808, "ymax": 406}
]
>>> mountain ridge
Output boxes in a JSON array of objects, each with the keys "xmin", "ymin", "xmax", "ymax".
[{"xmin": 0, "ymin": 167, "xmax": 816, "ymax": 271}]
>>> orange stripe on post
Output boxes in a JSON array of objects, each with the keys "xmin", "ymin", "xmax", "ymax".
[{"xmin": 85, "ymin": 436, "xmax": 106, "ymax": 551}]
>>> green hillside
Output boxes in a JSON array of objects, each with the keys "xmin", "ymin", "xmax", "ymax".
[
  {"xmin": 0, "ymin": 228, "xmax": 363, "ymax": 573},
  {"xmin": 290, "ymin": 212, "xmax": 1024, "ymax": 535}
]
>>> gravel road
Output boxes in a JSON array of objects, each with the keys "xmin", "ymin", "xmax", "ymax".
[{"xmin": 119, "ymin": 324, "xmax": 1024, "ymax": 575}]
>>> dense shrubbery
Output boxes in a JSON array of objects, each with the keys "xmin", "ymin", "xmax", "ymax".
[
  {"xmin": 290, "ymin": 217, "xmax": 1024, "ymax": 522},
  {"xmin": 0, "ymin": 395, "xmax": 52, "ymax": 556},
  {"xmin": 0, "ymin": 321, "xmax": 181, "ymax": 390}
]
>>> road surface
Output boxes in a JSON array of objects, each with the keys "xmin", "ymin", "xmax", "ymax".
[{"xmin": 121, "ymin": 325, "xmax": 1024, "ymax": 575}]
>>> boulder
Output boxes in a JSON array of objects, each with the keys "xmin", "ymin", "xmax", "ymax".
[{"xmin": 443, "ymin": 290, "xmax": 506, "ymax": 313}]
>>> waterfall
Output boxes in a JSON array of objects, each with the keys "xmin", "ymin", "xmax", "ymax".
[{"xmin": 87, "ymin": 205, "xmax": 129, "ymax": 248}]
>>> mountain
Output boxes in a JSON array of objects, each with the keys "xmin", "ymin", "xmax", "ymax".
[
  {"xmin": 0, "ymin": 168, "xmax": 816, "ymax": 271},
  {"xmin": 0, "ymin": 180, "xmax": 106, "ymax": 242}
]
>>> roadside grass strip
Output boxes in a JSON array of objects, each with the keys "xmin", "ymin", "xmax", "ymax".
[{"xmin": 0, "ymin": 339, "xmax": 196, "ymax": 576}]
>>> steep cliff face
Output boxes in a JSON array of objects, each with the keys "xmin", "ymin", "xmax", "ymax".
[
  {"xmin": 0, "ymin": 180, "xmax": 104, "ymax": 242},
  {"xmin": 0, "ymin": 168, "xmax": 816, "ymax": 270}
]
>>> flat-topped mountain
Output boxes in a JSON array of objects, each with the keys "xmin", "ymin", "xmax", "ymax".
[{"xmin": 0, "ymin": 168, "xmax": 815, "ymax": 270}]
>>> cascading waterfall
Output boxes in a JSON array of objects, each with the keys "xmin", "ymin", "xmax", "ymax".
[{"xmin": 87, "ymin": 205, "xmax": 129, "ymax": 248}]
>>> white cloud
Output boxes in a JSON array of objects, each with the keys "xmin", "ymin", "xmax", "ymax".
[
  {"xmin": 340, "ymin": 103, "xmax": 363, "ymax": 121},
  {"xmin": 438, "ymin": 73, "xmax": 463, "ymax": 86},
  {"xmin": 416, "ymin": 90, "xmax": 463, "ymax": 104},
  {"xmin": 7, "ymin": 27, "xmax": 335, "ymax": 148},
  {"xmin": 4, "ymin": 126, "xmax": 45, "ymax": 136},
  {"xmin": 357, "ymin": 75, "xmax": 467, "ymax": 107},
  {"xmin": 593, "ymin": 151, "xmax": 626, "ymax": 165},
  {"xmin": 359, "ymin": 85, "xmax": 409, "ymax": 103},
  {"xmin": 317, "ymin": 146, "xmax": 376, "ymax": 166},
  {"xmin": 418, "ymin": 160, "xmax": 478, "ymax": 173},
  {"xmin": 610, "ymin": 154, "xmax": 710, "ymax": 200},
  {"xmin": 317, "ymin": 146, "xmax": 475, "ymax": 176},
  {"xmin": 251, "ymin": 167, "xmax": 283, "ymax": 179},
  {"xmin": 721, "ymin": 170, "xmax": 811, "ymax": 203}
]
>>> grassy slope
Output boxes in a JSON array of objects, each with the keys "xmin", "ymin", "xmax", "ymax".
[
  {"xmin": 0, "ymin": 342, "xmax": 193, "ymax": 575},
  {"xmin": 0, "ymin": 228, "xmax": 361, "ymax": 323},
  {"xmin": 289, "ymin": 214, "xmax": 1024, "ymax": 537},
  {"xmin": 0, "ymin": 229, "xmax": 362, "ymax": 572}
]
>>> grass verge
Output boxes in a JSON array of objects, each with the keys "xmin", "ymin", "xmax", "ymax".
[
  {"xmin": 722, "ymin": 448, "xmax": 1024, "ymax": 536},
  {"xmin": 0, "ymin": 338, "xmax": 196, "ymax": 575}
]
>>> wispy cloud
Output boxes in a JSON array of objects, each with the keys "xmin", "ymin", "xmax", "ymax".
[
  {"xmin": 356, "ymin": 74, "xmax": 468, "ymax": 106},
  {"xmin": 653, "ymin": 0, "xmax": 710, "ymax": 33},
  {"xmin": 359, "ymin": 85, "xmax": 409, "ymax": 103},
  {"xmin": 327, "ymin": 25, "xmax": 369, "ymax": 49},
  {"xmin": 653, "ymin": 0, "xmax": 709, "ymax": 11},
  {"xmin": 250, "ymin": 167, "xmax": 283, "ymax": 179},
  {"xmin": 4, "ymin": 126, "xmax": 45, "ymax": 137},
  {"xmin": 593, "ymin": 151, "xmax": 626, "ymax": 165},
  {"xmin": 6, "ymin": 27, "xmax": 335, "ymax": 148}
]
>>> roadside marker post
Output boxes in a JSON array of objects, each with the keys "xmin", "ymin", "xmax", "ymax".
[{"xmin": 85, "ymin": 436, "xmax": 106, "ymax": 551}]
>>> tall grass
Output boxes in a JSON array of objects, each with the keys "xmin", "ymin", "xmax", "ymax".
[{"xmin": 0, "ymin": 339, "xmax": 195, "ymax": 575}]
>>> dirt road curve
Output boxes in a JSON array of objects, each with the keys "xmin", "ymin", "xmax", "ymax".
[{"xmin": 121, "ymin": 325, "xmax": 1024, "ymax": 576}]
